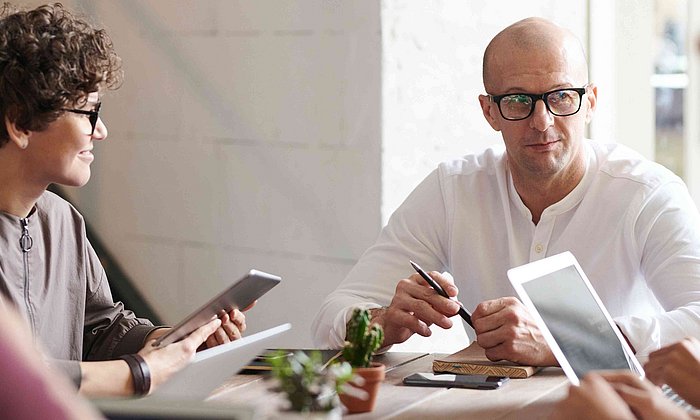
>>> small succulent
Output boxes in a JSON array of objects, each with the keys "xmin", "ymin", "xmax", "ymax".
[
  {"xmin": 267, "ymin": 350, "xmax": 353, "ymax": 413},
  {"xmin": 343, "ymin": 308, "xmax": 384, "ymax": 368}
]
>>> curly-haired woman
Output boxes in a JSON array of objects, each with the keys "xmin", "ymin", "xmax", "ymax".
[{"xmin": 0, "ymin": 3, "xmax": 247, "ymax": 397}]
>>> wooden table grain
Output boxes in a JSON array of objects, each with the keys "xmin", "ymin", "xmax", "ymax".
[{"xmin": 208, "ymin": 352, "xmax": 570, "ymax": 419}]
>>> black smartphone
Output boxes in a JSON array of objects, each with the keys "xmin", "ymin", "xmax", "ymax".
[{"xmin": 403, "ymin": 372, "xmax": 509, "ymax": 390}]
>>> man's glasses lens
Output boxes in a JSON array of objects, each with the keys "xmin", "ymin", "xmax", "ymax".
[
  {"xmin": 500, "ymin": 95, "xmax": 534, "ymax": 120},
  {"xmin": 492, "ymin": 87, "xmax": 586, "ymax": 121}
]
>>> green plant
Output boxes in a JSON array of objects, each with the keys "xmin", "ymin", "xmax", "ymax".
[
  {"xmin": 267, "ymin": 350, "xmax": 353, "ymax": 413},
  {"xmin": 343, "ymin": 308, "xmax": 384, "ymax": 368}
]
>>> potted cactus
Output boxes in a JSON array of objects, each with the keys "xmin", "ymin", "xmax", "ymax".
[
  {"xmin": 267, "ymin": 350, "xmax": 353, "ymax": 419},
  {"xmin": 339, "ymin": 308, "xmax": 385, "ymax": 414}
]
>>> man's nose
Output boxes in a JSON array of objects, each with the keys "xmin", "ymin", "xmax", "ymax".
[{"xmin": 528, "ymin": 99, "xmax": 554, "ymax": 132}]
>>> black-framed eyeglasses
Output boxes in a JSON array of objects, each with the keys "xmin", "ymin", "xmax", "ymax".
[
  {"xmin": 489, "ymin": 85, "xmax": 588, "ymax": 121},
  {"xmin": 61, "ymin": 102, "xmax": 101, "ymax": 135}
]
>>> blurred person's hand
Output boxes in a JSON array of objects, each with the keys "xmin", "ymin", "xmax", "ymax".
[
  {"xmin": 645, "ymin": 337, "xmax": 700, "ymax": 408},
  {"xmin": 597, "ymin": 370, "xmax": 690, "ymax": 420},
  {"xmin": 550, "ymin": 372, "xmax": 635, "ymax": 420}
]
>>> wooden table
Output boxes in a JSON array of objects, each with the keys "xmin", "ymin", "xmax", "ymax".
[{"xmin": 207, "ymin": 352, "xmax": 571, "ymax": 419}]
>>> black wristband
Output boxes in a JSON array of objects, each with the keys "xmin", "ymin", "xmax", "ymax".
[
  {"xmin": 132, "ymin": 353, "xmax": 151, "ymax": 395},
  {"xmin": 120, "ymin": 354, "xmax": 151, "ymax": 396}
]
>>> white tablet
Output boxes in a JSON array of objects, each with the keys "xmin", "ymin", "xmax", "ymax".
[
  {"xmin": 153, "ymin": 269, "xmax": 281, "ymax": 348},
  {"xmin": 507, "ymin": 251, "xmax": 644, "ymax": 386}
]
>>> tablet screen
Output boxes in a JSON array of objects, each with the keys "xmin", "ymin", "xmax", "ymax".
[{"xmin": 521, "ymin": 264, "xmax": 634, "ymax": 379}]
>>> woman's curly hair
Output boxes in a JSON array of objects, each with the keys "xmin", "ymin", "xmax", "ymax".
[{"xmin": 0, "ymin": 2, "xmax": 123, "ymax": 146}]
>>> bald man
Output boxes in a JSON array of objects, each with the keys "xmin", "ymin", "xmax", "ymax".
[{"xmin": 312, "ymin": 18, "xmax": 700, "ymax": 365}]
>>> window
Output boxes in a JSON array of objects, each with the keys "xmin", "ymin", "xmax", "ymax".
[{"xmin": 653, "ymin": 0, "xmax": 688, "ymax": 178}]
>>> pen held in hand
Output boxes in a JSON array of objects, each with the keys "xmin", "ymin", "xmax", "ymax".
[{"xmin": 409, "ymin": 260, "xmax": 474, "ymax": 329}]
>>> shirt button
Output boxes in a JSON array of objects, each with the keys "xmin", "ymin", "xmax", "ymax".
[{"xmin": 535, "ymin": 244, "xmax": 544, "ymax": 253}]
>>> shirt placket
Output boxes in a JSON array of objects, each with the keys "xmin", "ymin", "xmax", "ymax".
[{"xmin": 530, "ymin": 214, "xmax": 556, "ymax": 261}]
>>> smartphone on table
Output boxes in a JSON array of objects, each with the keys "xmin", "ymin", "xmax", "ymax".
[{"xmin": 403, "ymin": 372, "xmax": 509, "ymax": 390}]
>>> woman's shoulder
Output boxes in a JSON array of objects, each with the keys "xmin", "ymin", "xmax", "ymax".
[{"xmin": 36, "ymin": 191, "xmax": 85, "ymax": 225}]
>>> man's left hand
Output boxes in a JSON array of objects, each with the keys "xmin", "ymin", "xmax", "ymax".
[{"xmin": 472, "ymin": 296, "xmax": 557, "ymax": 366}]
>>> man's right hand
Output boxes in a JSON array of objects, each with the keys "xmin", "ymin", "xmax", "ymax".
[{"xmin": 368, "ymin": 271, "xmax": 463, "ymax": 347}]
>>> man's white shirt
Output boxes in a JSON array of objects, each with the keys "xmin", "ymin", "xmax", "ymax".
[{"xmin": 312, "ymin": 140, "xmax": 700, "ymax": 356}]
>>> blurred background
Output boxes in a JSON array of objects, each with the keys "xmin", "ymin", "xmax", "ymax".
[{"xmin": 13, "ymin": 0, "xmax": 700, "ymax": 351}]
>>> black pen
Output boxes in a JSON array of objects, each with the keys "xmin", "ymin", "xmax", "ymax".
[{"xmin": 409, "ymin": 260, "xmax": 474, "ymax": 329}]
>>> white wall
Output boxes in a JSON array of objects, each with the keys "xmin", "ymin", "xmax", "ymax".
[{"xmin": 54, "ymin": 0, "xmax": 382, "ymax": 348}]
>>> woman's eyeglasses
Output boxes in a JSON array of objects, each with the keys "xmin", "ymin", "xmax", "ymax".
[{"xmin": 61, "ymin": 102, "xmax": 101, "ymax": 135}]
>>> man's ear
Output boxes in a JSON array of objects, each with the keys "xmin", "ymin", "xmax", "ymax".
[
  {"xmin": 4, "ymin": 116, "xmax": 30, "ymax": 149},
  {"xmin": 584, "ymin": 84, "xmax": 598, "ymax": 124},
  {"xmin": 478, "ymin": 94, "xmax": 502, "ymax": 132}
]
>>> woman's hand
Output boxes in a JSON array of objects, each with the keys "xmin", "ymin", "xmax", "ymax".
[
  {"xmin": 138, "ymin": 318, "xmax": 221, "ymax": 393},
  {"xmin": 203, "ymin": 308, "xmax": 248, "ymax": 349}
]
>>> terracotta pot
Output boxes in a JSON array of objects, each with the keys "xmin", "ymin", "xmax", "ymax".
[{"xmin": 339, "ymin": 362, "xmax": 385, "ymax": 414}]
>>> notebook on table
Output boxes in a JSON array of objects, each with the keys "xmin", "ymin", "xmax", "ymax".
[
  {"xmin": 432, "ymin": 341, "xmax": 540, "ymax": 378},
  {"xmin": 507, "ymin": 251, "xmax": 696, "ymax": 412},
  {"xmin": 91, "ymin": 323, "xmax": 291, "ymax": 419}
]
